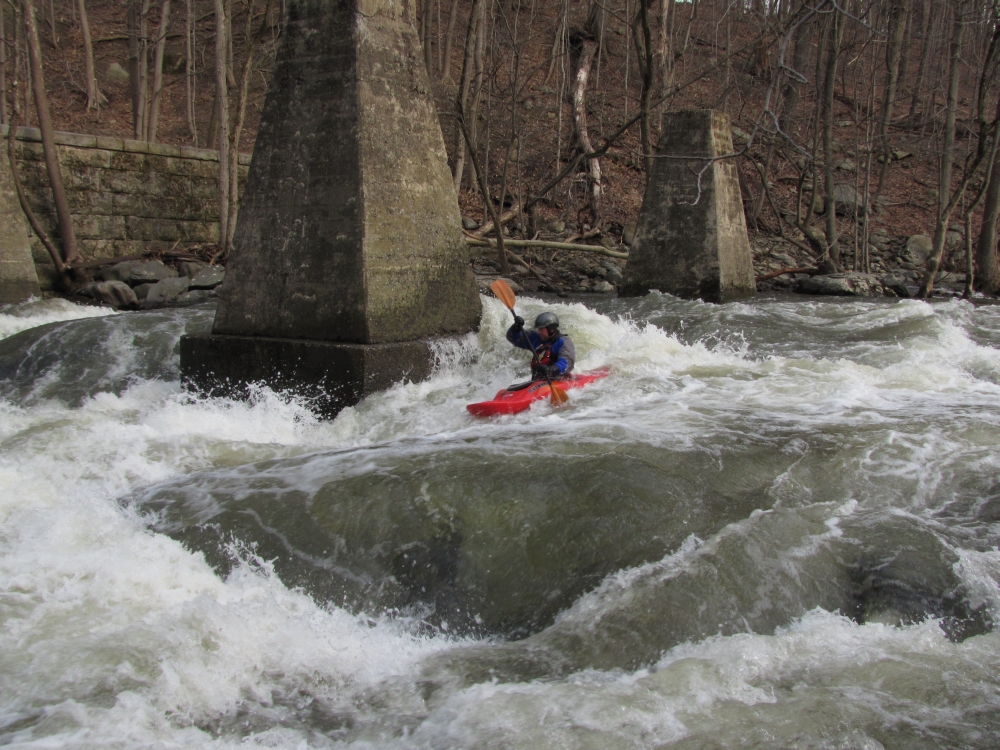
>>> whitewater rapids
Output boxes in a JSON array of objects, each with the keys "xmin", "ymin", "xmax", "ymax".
[{"xmin": 1, "ymin": 292, "xmax": 999, "ymax": 748}]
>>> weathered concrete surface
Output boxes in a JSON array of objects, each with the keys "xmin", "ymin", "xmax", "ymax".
[
  {"xmin": 183, "ymin": 0, "xmax": 479, "ymax": 415},
  {"xmin": 210, "ymin": 0, "xmax": 480, "ymax": 344},
  {"xmin": 620, "ymin": 110, "xmax": 756, "ymax": 302},
  {"xmin": 181, "ymin": 334, "xmax": 433, "ymax": 418},
  {"xmin": 0, "ymin": 140, "xmax": 40, "ymax": 303}
]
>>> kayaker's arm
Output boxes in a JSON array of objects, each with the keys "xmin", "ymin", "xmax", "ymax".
[
  {"xmin": 507, "ymin": 325, "xmax": 539, "ymax": 352},
  {"xmin": 550, "ymin": 338, "xmax": 576, "ymax": 375}
]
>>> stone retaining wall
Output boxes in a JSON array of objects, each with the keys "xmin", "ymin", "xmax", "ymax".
[{"xmin": 0, "ymin": 124, "xmax": 249, "ymax": 289}]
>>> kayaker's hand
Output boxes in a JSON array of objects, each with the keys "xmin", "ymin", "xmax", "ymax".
[
  {"xmin": 512, "ymin": 315, "xmax": 524, "ymax": 331},
  {"xmin": 545, "ymin": 364, "xmax": 562, "ymax": 379}
]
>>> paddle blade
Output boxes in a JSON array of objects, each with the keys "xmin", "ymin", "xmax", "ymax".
[
  {"xmin": 490, "ymin": 279, "xmax": 516, "ymax": 310},
  {"xmin": 549, "ymin": 384, "xmax": 570, "ymax": 406}
]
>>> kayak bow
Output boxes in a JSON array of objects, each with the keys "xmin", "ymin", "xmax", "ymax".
[{"xmin": 467, "ymin": 370, "xmax": 609, "ymax": 417}]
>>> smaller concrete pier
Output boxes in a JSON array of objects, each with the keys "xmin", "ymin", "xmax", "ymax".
[{"xmin": 620, "ymin": 110, "xmax": 756, "ymax": 303}]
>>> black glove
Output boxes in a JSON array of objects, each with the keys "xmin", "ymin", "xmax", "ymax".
[
  {"xmin": 512, "ymin": 315, "xmax": 524, "ymax": 331},
  {"xmin": 545, "ymin": 364, "xmax": 562, "ymax": 379}
]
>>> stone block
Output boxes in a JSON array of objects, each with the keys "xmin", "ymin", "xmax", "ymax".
[
  {"xmin": 0, "ymin": 140, "xmax": 40, "ymax": 303},
  {"xmin": 73, "ymin": 214, "xmax": 127, "ymax": 240},
  {"xmin": 621, "ymin": 109, "xmax": 755, "ymax": 302},
  {"xmin": 125, "ymin": 216, "xmax": 220, "ymax": 242},
  {"xmin": 101, "ymin": 168, "xmax": 156, "ymax": 194},
  {"xmin": 179, "ymin": 146, "xmax": 219, "ymax": 161},
  {"xmin": 155, "ymin": 155, "xmax": 218, "ymax": 179},
  {"xmin": 113, "ymin": 192, "xmax": 219, "ymax": 221},
  {"xmin": 54, "ymin": 132, "xmax": 98, "ymax": 148},
  {"xmin": 187, "ymin": 176, "xmax": 218, "ymax": 198},
  {"xmin": 96, "ymin": 136, "xmax": 126, "ymax": 151},
  {"xmin": 123, "ymin": 139, "xmax": 150, "ymax": 154},
  {"xmin": 16, "ymin": 141, "xmax": 45, "ymax": 161},
  {"xmin": 59, "ymin": 145, "xmax": 111, "ymax": 169},
  {"xmin": 108, "ymin": 151, "xmax": 148, "ymax": 172},
  {"xmin": 181, "ymin": 333, "xmax": 434, "ymax": 418},
  {"xmin": 62, "ymin": 168, "xmax": 100, "ymax": 192},
  {"xmin": 147, "ymin": 142, "xmax": 182, "ymax": 157},
  {"xmin": 67, "ymin": 190, "xmax": 114, "ymax": 215}
]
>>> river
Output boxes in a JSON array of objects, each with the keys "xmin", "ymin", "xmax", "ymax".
[{"xmin": 1, "ymin": 292, "xmax": 999, "ymax": 748}]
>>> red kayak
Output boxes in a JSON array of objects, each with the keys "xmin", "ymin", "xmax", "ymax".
[{"xmin": 467, "ymin": 370, "xmax": 609, "ymax": 417}]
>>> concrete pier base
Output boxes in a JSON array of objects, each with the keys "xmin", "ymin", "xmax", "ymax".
[
  {"xmin": 620, "ymin": 110, "xmax": 756, "ymax": 303},
  {"xmin": 181, "ymin": 334, "xmax": 433, "ymax": 418}
]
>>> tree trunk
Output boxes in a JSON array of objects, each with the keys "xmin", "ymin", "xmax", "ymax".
[
  {"xmin": 779, "ymin": 1, "xmax": 811, "ymax": 133},
  {"xmin": 452, "ymin": 0, "xmax": 482, "ymax": 192},
  {"xmin": 0, "ymin": 4, "xmax": 7, "ymax": 125},
  {"xmin": 127, "ymin": 0, "xmax": 149, "ymax": 140},
  {"xmin": 873, "ymin": 0, "xmax": 907, "ymax": 200},
  {"xmin": 907, "ymin": 0, "xmax": 932, "ymax": 124},
  {"xmin": 821, "ymin": 6, "xmax": 843, "ymax": 265},
  {"xmin": 214, "ymin": 0, "xmax": 230, "ymax": 254},
  {"xmin": 23, "ymin": 0, "xmax": 79, "ymax": 267},
  {"xmin": 572, "ymin": 35, "xmax": 601, "ymax": 223},
  {"xmin": 76, "ymin": 0, "xmax": 105, "ymax": 110},
  {"xmin": 146, "ymin": 0, "xmax": 170, "ymax": 142},
  {"xmin": 440, "ymin": 0, "xmax": 459, "ymax": 82},
  {"xmin": 185, "ymin": 0, "xmax": 197, "ymax": 144},
  {"xmin": 632, "ymin": 0, "xmax": 654, "ymax": 174},
  {"xmin": 918, "ymin": 3, "xmax": 964, "ymax": 298}
]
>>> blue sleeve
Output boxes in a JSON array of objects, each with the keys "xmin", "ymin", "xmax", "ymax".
[
  {"xmin": 507, "ymin": 326, "xmax": 539, "ymax": 352},
  {"xmin": 550, "ymin": 337, "xmax": 576, "ymax": 374}
]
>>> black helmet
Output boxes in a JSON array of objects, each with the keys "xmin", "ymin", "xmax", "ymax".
[{"xmin": 535, "ymin": 312, "xmax": 559, "ymax": 332}]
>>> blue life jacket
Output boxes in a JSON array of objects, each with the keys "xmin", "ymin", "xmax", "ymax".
[{"xmin": 506, "ymin": 325, "xmax": 576, "ymax": 377}]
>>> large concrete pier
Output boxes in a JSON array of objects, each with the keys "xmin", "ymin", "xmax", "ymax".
[{"xmin": 182, "ymin": 0, "xmax": 481, "ymax": 416}]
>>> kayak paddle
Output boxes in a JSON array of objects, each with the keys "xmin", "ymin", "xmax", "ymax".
[{"xmin": 490, "ymin": 279, "xmax": 569, "ymax": 407}]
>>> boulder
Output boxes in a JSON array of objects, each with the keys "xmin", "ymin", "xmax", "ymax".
[
  {"xmin": 142, "ymin": 277, "xmax": 191, "ymax": 309},
  {"xmin": 177, "ymin": 261, "xmax": 207, "ymax": 279},
  {"xmin": 129, "ymin": 260, "xmax": 179, "ymax": 285},
  {"xmin": 190, "ymin": 266, "xmax": 226, "ymax": 289},
  {"xmin": 794, "ymin": 272, "xmax": 884, "ymax": 297},
  {"xmin": 622, "ymin": 221, "xmax": 637, "ymax": 246},
  {"xmin": 826, "ymin": 184, "xmax": 868, "ymax": 217},
  {"xmin": 904, "ymin": 234, "xmax": 933, "ymax": 264},
  {"xmin": 95, "ymin": 261, "xmax": 140, "ymax": 284},
  {"xmin": 461, "ymin": 215, "xmax": 479, "ymax": 231},
  {"xmin": 606, "ymin": 268, "xmax": 624, "ymax": 284},
  {"xmin": 79, "ymin": 280, "xmax": 139, "ymax": 309},
  {"xmin": 592, "ymin": 280, "xmax": 615, "ymax": 293},
  {"xmin": 174, "ymin": 289, "xmax": 215, "ymax": 307},
  {"xmin": 133, "ymin": 282, "xmax": 154, "ymax": 300}
]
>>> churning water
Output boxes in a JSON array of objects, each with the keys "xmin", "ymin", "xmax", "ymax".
[{"xmin": 2, "ymin": 291, "xmax": 1000, "ymax": 748}]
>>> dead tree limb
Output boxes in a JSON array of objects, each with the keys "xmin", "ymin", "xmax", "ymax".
[{"xmin": 464, "ymin": 234, "xmax": 628, "ymax": 259}]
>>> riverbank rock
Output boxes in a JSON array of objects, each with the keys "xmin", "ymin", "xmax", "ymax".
[
  {"xmin": 96, "ymin": 259, "xmax": 178, "ymax": 286},
  {"xmin": 78, "ymin": 280, "xmax": 139, "ymax": 309},
  {"xmin": 190, "ymin": 266, "xmax": 226, "ymax": 290},
  {"xmin": 903, "ymin": 235, "xmax": 933, "ymax": 265},
  {"xmin": 143, "ymin": 277, "xmax": 190, "ymax": 309},
  {"xmin": 794, "ymin": 272, "xmax": 885, "ymax": 296}
]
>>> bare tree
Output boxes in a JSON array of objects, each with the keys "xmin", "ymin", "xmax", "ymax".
[
  {"xmin": 146, "ymin": 0, "xmax": 170, "ymax": 142},
  {"xmin": 76, "ymin": 0, "xmax": 105, "ymax": 110},
  {"xmin": 214, "ymin": 0, "xmax": 230, "ymax": 254},
  {"xmin": 23, "ymin": 0, "xmax": 79, "ymax": 267}
]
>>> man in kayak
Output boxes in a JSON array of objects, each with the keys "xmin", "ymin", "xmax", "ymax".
[{"xmin": 507, "ymin": 311, "xmax": 576, "ymax": 381}]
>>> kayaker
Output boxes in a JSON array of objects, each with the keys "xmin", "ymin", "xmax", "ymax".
[{"xmin": 507, "ymin": 311, "xmax": 575, "ymax": 381}]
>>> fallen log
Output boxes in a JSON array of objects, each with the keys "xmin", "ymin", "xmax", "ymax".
[
  {"xmin": 464, "ymin": 234, "xmax": 628, "ymax": 259},
  {"xmin": 755, "ymin": 266, "xmax": 815, "ymax": 282}
]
